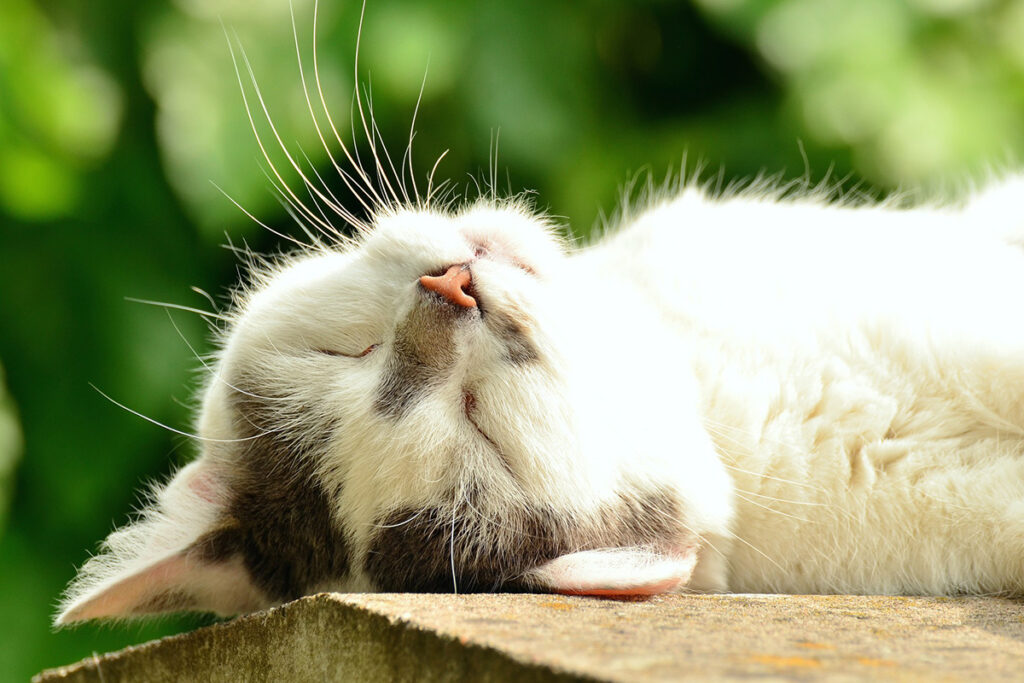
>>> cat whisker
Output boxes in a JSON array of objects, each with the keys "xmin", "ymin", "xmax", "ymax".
[
  {"xmin": 734, "ymin": 491, "xmax": 812, "ymax": 524},
  {"xmin": 733, "ymin": 487, "xmax": 831, "ymax": 508},
  {"xmin": 260, "ymin": 166, "xmax": 330, "ymax": 249},
  {"xmin": 488, "ymin": 129, "xmax": 501, "ymax": 202},
  {"xmin": 371, "ymin": 508, "xmax": 428, "ymax": 529},
  {"xmin": 163, "ymin": 311, "xmax": 287, "ymax": 404},
  {"xmin": 700, "ymin": 419, "xmax": 829, "ymax": 491},
  {"xmin": 361, "ymin": 80, "xmax": 410, "ymax": 206},
  {"xmin": 717, "ymin": 461, "xmax": 823, "ymax": 492},
  {"xmin": 351, "ymin": 3, "xmax": 404, "ymax": 209},
  {"xmin": 296, "ymin": 144, "xmax": 356, "ymax": 237},
  {"xmin": 291, "ymin": 1, "xmax": 377, "ymax": 225},
  {"xmin": 212, "ymin": 182, "xmax": 313, "ymax": 252},
  {"xmin": 450, "ymin": 486, "xmax": 462, "ymax": 594},
  {"xmin": 124, "ymin": 297, "xmax": 231, "ymax": 323},
  {"xmin": 405, "ymin": 62, "xmax": 431, "ymax": 206},
  {"xmin": 722, "ymin": 531, "xmax": 787, "ymax": 574},
  {"xmin": 467, "ymin": 172, "xmax": 483, "ymax": 200},
  {"xmin": 309, "ymin": 0, "xmax": 385, "ymax": 216},
  {"xmin": 190, "ymin": 287, "xmax": 219, "ymax": 312},
  {"xmin": 291, "ymin": 148, "xmax": 346, "ymax": 241},
  {"xmin": 234, "ymin": 38, "xmax": 350, "ymax": 237},
  {"xmin": 224, "ymin": 27, "xmax": 345, "ymax": 243},
  {"xmin": 457, "ymin": 496, "xmax": 551, "ymax": 543},
  {"xmin": 89, "ymin": 384, "xmax": 271, "ymax": 444},
  {"xmin": 620, "ymin": 494, "xmax": 736, "ymax": 570},
  {"xmin": 426, "ymin": 150, "xmax": 451, "ymax": 207}
]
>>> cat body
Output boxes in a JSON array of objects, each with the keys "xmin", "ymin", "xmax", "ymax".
[
  {"xmin": 57, "ymin": 175, "xmax": 1024, "ymax": 623},
  {"xmin": 646, "ymin": 184, "xmax": 1024, "ymax": 595}
]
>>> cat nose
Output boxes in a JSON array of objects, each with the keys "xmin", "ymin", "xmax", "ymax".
[{"xmin": 419, "ymin": 265, "xmax": 477, "ymax": 308}]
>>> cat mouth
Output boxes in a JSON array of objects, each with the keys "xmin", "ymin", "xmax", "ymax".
[{"xmin": 462, "ymin": 390, "xmax": 514, "ymax": 474}]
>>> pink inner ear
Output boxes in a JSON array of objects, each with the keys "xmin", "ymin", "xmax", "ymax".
[
  {"xmin": 59, "ymin": 554, "xmax": 188, "ymax": 623},
  {"xmin": 554, "ymin": 576, "xmax": 686, "ymax": 598},
  {"xmin": 185, "ymin": 465, "xmax": 225, "ymax": 505},
  {"xmin": 526, "ymin": 548, "xmax": 698, "ymax": 598}
]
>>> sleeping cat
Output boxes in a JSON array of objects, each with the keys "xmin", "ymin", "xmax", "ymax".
[
  {"xmin": 55, "ymin": 8, "xmax": 1024, "ymax": 623},
  {"xmin": 55, "ymin": 168, "xmax": 1024, "ymax": 622}
]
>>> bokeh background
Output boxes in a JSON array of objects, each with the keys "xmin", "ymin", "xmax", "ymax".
[{"xmin": 3, "ymin": 0, "xmax": 1023, "ymax": 677}]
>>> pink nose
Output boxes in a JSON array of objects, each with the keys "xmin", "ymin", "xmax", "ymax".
[{"xmin": 420, "ymin": 265, "xmax": 477, "ymax": 308}]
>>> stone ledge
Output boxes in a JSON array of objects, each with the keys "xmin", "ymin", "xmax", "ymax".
[{"xmin": 35, "ymin": 593, "xmax": 1024, "ymax": 682}]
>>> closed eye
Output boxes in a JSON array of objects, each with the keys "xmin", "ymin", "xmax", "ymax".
[{"xmin": 316, "ymin": 344, "xmax": 379, "ymax": 358}]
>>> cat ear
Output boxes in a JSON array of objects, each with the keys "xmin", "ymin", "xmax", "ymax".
[
  {"xmin": 55, "ymin": 460, "xmax": 267, "ymax": 625},
  {"xmin": 523, "ymin": 548, "xmax": 697, "ymax": 597}
]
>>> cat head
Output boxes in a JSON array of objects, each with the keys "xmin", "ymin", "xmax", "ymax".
[{"xmin": 56, "ymin": 198, "xmax": 703, "ymax": 624}]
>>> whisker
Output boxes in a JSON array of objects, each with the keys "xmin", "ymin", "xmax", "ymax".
[
  {"xmin": 351, "ymin": 2, "xmax": 403, "ymax": 207},
  {"xmin": 467, "ymin": 172, "xmax": 482, "ymax": 199},
  {"xmin": 735, "ymin": 487, "xmax": 830, "ymax": 507},
  {"xmin": 258, "ymin": 167, "xmax": 329, "ymax": 249},
  {"xmin": 163, "ymin": 310, "xmax": 287, "ymax": 404},
  {"xmin": 234, "ymin": 37, "xmax": 349, "ymax": 233},
  {"xmin": 311, "ymin": 0, "xmax": 388, "ymax": 211},
  {"xmin": 223, "ymin": 26, "xmax": 343, "ymax": 238},
  {"xmin": 720, "ymin": 462, "xmax": 825, "ymax": 493},
  {"xmin": 405, "ymin": 62, "xmax": 430, "ymax": 206},
  {"xmin": 296, "ymin": 144, "xmax": 353, "ymax": 231},
  {"xmin": 189, "ymin": 287, "xmax": 219, "ymax": 313},
  {"xmin": 124, "ymin": 297, "xmax": 231, "ymax": 322},
  {"xmin": 360, "ymin": 79, "xmax": 408, "ymax": 205},
  {"xmin": 724, "ymin": 531, "xmax": 787, "ymax": 574},
  {"xmin": 426, "ymin": 149, "xmax": 450, "ymax": 207},
  {"xmin": 371, "ymin": 508, "xmax": 428, "ymax": 529},
  {"xmin": 734, "ymin": 491, "xmax": 811, "ymax": 523},
  {"xmin": 490, "ymin": 128, "xmax": 501, "ymax": 201},
  {"xmin": 90, "ymin": 383, "xmax": 270, "ymax": 443},
  {"xmin": 211, "ymin": 183, "xmax": 311, "ymax": 252},
  {"xmin": 293, "ymin": 0, "xmax": 378, "ymax": 224},
  {"xmin": 450, "ymin": 490, "xmax": 460, "ymax": 594}
]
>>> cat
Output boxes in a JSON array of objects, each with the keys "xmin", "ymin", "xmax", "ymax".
[
  {"xmin": 55, "ymin": 8, "xmax": 1024, "ymax": 624},
  {"xmin": 54, "ymin": 167, "xmax": 1024, "ymax": 623}
]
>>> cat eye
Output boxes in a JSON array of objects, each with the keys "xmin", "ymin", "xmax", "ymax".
[
  {"xmin": 316, "ymin": 344, "xmax": 379, "ymax": 358},
  {"xmin": 470, "ymin": 239, "xmax": 536, "ymax": 275}
]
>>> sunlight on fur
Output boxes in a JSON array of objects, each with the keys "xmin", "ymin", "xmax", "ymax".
[{"xmin": 56, "ymin": 0, "xmax": 1024, "ymax": 625}]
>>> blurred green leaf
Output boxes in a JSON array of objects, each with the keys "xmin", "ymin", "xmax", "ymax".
[
  {"xmin": 4, "ymin": 0, "xmax": 1024, "ymax": 680},
  {"xmin": 0, "ymin": 0, "xmax": 122, "ymax": 220},
  {"xmin": 0, "ymin": 360, "xmax": 22, "ymax": 531},
  {"xmin": 696, "ymin": 0, "xmax": 1024, "ymax": 186}
]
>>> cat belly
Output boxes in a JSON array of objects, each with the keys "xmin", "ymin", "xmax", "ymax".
[{"xmin": 699, "ymin": 331, "xmax": 1024, "ymax": 595}]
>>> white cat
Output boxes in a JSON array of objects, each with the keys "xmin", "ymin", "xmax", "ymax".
[
  {"xmin": 55, "ymin": 167, "xmax": 1024, "ymax": 623},
  {"xmin": 53, "ymin": 0, "xmax": 1024, "ymax": 621}
]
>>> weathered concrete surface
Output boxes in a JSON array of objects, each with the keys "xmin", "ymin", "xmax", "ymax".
[{"xmin": 35, "ymin": 593, "xmax": 1024, "ymax": 682}]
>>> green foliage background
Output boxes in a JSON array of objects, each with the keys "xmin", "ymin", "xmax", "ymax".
[{"xmin": 2, "ymin": 0, "xmax": 1022, "ymax": 678}]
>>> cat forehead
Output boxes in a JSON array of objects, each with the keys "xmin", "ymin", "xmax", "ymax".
[
  {"xmin": 232, "ymin": 202, "xmax": 560, "ymax": 332},
  {"xmin": 366, "ymin": 202, "xmax": 558, "ymax": 255}
]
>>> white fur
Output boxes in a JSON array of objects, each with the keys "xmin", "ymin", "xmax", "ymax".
[{"xmin": 59, "ymin": 175, "xmax": 1024, "ymax": 623}]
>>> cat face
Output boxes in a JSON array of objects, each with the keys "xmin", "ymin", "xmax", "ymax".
[
  {"xmin": 204, "ymin": 201, "xmax": 581, "ymax": 592},
  {"xmin": 56, "ymin": 200, "xmax": 701, "ymax": 622}
]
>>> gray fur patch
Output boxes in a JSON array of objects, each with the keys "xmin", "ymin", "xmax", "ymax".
[
  {"xmin": 375, "ymin": 298, "xmax": 464, "ymax": 419},
  {"xmin": 192, "ymin": 373, "xmax": 351, "ymax": 602},
  {"xmin": 491, "ymin": 313, "xmax": 540, "ymax": 365},
  {"xmin": 364, "ymin": 484, "xmax": 685, "ymax": 592}
]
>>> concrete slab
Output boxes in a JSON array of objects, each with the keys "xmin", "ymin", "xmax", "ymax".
[{"xmin": 35, "ymin": 593, "xmax": 1024, "ymax": 682}]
